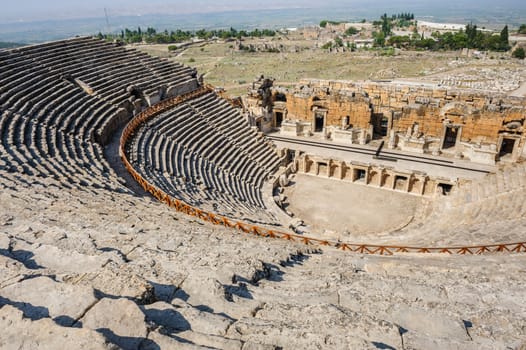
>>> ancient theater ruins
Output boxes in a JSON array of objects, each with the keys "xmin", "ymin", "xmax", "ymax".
[
  {"xmin": 241, "ymin": 76, "xmax": 526, "ymax": 237},
  {"xmin": 247, "ymin": 77, "xmax": 526, "ymax": 164},
  {"xmin": 0, "ymin": 37, "xmax": 525, "ymax": 349}
]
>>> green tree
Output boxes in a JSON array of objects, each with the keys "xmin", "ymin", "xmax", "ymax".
[
  {"xmin": 465, "ymin": 23, "xmax": 478, "ymax": 48},
  {"xmin": 416, "ymin": 38, "xmax": 437, "ymax": 50},
  {"xmin": 373, "ymin": 31, "xmax": 386, "ymax": 47},
  {"xmin": 195, "ymin": 29, "xmax": 211, "ymax": 39},
  {"xmin": 345, "ymin": 26, "xmax": 359, "ymax": 35},
  {"xmin": 388, "ymin": 35, "xmax": 410, "ymax": 48},
  {"xmin": 485, "ymin": 34, "xmax": 503, "ymax": 51},
  {"xmin": 321, "ymin": 41, "xmax": 333, "ymax": 49},
  {"xmin": 500, "ymin": 25, "xmax": 510, "ymax": 50},
  {"xmin": 320, "ymin": 20, "xmax": 328, "ymax": 28},
  {"xmin": 249, "ymin": 28, "xmax": 262, "ymax": 37},
  {"xmin": 512, "ymin": 47, "xmax": 525, "ymax": 59},
  {"xmin": 220, "ymin": 30, "xmax": 231, "ymax": 40},
  {"xmin": 519, "ymin": 24, "xmax": 526, "ymax": 34},
  {"xmin": 381, "ymin": 16, "xmax": 391, "ymax": 36}
]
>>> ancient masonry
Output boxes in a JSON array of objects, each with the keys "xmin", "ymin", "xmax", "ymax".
[
  {"xmin": 1, "ymin": 37, "xmax": 526, "ymax": 350},
  {"xmin": 245, "ymin": 77, "xmax": 526, "ymax": 165},
  {"xmin": 1, "ymin": 37, "xmax": 525, "ymax": 250},
  {"xmin": 295, "ymin": 154, "xmax": 452, "ymax": 196}
]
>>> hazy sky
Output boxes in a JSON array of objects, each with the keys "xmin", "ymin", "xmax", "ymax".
[
  {"xmin": 2, "ymin": 0, "xmax": 525, "ymax": 22},
  {"xmin": 3, "ymin": 0, "xmax": 309, "ymax": 21}
]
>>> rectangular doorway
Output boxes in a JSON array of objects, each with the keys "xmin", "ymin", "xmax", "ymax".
[
  {"xmin": 380, "ymin": 117, "xmax": 389, "ymax": 136},
  {"xmin": 394, "ymin": 175, "xmax": 407, "ymax": 191},
  {"xmin": 318, "ymin": 162, "xmax": 327, "ymax": 176},
  {"xmin": 275, "ymin": 112, "xmax": 283, "ymax": 128},
  {"xmin": 442, "ymin": 126, "xmax": 458, "ymax": 149},
  {"xmin": 314, "ymin": 113, "xmax": 324, "ymax": 132},
  {"xmin": 437, "ymin": 183, "xmax": 453, "ymax": 195},
  {"xmin": 499, "ymin": 138, "xmax": 516, "ymax": 158},
  {"xmin": 353, "ymin": 169, "xmax": 366, "ymax": 182}
]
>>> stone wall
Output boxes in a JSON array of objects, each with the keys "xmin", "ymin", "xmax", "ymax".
[
  {"xmin": 285, "ymin": 92, "xmax": 373, "ymax": 130},
  {"xmin": 298, "ymin": 79, "xmax": 525, "ymax": 136},
  {"xmin": 295, "ymin": 153, "xmax": 456, "ymax": 197},
  {"xmin": 263, "ymin": 79, "xmax": 526, "ymax": 163}
]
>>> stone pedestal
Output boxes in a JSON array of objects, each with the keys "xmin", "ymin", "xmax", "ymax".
[
  {"xmin": 465, "ymin": 143, "xmax": 497, "ymax": 165},
  {"xmin": 387, "ymin": 130, "xmax": 397, "ymax": 149},
  {"xmin": 400, "ymin": 137, "xmax": 426, "ymax": 154},
  {"xmin": 331, "ymin": 128, "xmax": 360, "ymax": 144},
  {"xmin": 358, "ymin": 130, "xmax": 368, "ymax": 145},
  {"xmin": 280, "ymin": 120, "xmax": 298, "ymax": 136},
  {"xmin": 280, "ymin": 120, "xmax": 312, "ymax": 136}
]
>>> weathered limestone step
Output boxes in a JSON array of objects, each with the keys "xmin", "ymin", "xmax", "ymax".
[
  {"xmin": 0, "ymin": 276, "xmax": 97, "ymax": 326},
  {"xmin": 496, "ymin": 172, "xmax": 506, "ymax": 193},
  {"xmin": 385, "ymin": 304, "xmax": 469, "ymax": 340},
  {"xmin": 402, "ymin": 332, "xmax": 489, "ymax": 350},
  {"xmin": 228, "ymin": 303, "xmax": 401, "ymax": 349},
  {"xmin": 27, "ymin": 244, "xmax": 108, "ymax": 273},
  {"xmin": 80, "ymin": 297, "xmax": 148, "ymax": 350},
  {"xmin": 75, "ymin": 270, "xmax": 157, "ymax": 303},
  {"xmin": 0, "ymin": 255, "xmax": 33, "ymax": 290},
  {"xmin": 517, "ymin": 167, "xmax": 526, "ymax": 187},
  {"xmin": 173, "ymin": 273, "xmax": 261, "ymax": 320},
  {"xmin": 0, "ymin": 305, "xmax": 112, "ymax": 350},
  {"xmin": 177, "ymin": 330, "xmax": 243, "ymax": 350},
  {"xmin": 142, "ymin": 301, "xmax": 233, "ymax": 337},
  {"xmin": 142, "ymin": 330, "xmax": 216, "ymax": 349}
]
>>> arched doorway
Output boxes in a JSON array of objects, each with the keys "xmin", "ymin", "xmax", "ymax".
[{"xmin": 274, "ymin": 93, "xmax": 287, "ymax": 102}]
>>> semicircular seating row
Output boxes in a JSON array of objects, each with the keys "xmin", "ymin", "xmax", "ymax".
[
  {"xmin": 126, "ymin": 91, "xmax": 282, "ymax": 224},
  {"xmin": 0, "ymin": 37, "xmax": 198, "ymax": 193},
  {"xmin": 393, "ymin": 161, "xmax": 526, "ymax": 245}
]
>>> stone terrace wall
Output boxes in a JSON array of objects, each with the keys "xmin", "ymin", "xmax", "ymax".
[
  {"xmin": 269, "ymin": 79, "xmax": 526, "ymax": 163},
  {"xmin": 284, "ymin": 89, "xmax": 372, "ymax": 130},
  {"xmin": 294, "ymin": 79, "xmax": 525, "ymax": 141}
]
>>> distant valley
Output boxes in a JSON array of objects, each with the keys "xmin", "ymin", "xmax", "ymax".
[{"xmin": 1, "ymin": 3, "xmax": 525, "ymax": 44}]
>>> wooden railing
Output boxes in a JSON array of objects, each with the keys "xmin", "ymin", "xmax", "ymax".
[{"xmin": 119, "ymin": 87, "xmax": 526, "ymax": 255}]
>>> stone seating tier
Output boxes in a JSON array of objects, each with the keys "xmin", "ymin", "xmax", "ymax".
[
  {"xmin": 126, "ymin": 91, "xmax": 280, "ymax": 223},
  {"xmin": 0, "ymin": 37, "xmax": 200, "ymax": 193}
]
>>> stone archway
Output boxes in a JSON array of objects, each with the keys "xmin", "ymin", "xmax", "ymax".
[{"xmin": 440, "ymin": 102, "xmax": 479, "ymax": 120}]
